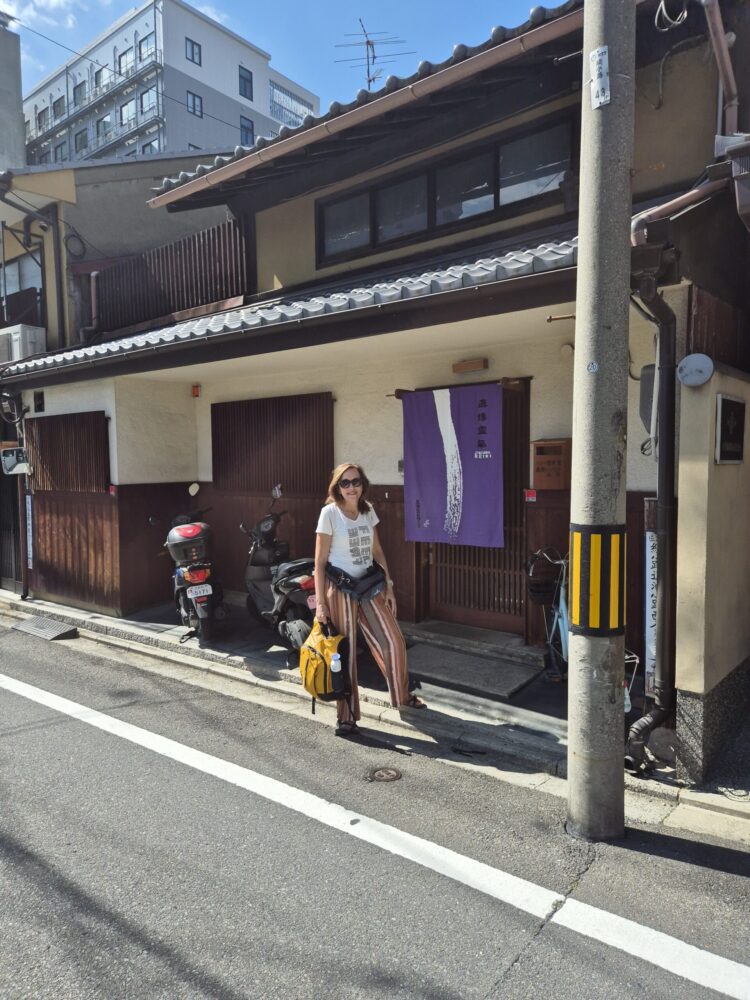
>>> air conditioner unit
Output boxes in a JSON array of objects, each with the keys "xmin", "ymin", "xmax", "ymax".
[{"xmin": 0, "ymin": 325, "xmax": 47, "ymax": 363}]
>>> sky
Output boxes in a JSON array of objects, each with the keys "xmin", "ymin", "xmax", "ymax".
[{"xmin": 9, "ymin": 0, "xmax": 536, "ymax": 107}]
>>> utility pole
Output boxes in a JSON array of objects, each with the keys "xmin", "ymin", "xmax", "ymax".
[{"xmin": 567, "ymin": 0, "xmax": 636, "ymax": 840}]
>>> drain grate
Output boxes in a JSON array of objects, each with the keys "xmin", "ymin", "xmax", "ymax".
[
  {"xmin": 367, "ymin": 766, "xmax": 402, "ymax": 783},
  {"xmin": 12, "ymin": 617, "xmax": 78, "ymax": 641}
]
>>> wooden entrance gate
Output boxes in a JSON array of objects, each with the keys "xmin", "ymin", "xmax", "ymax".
[{"xmin": 426, "ymin": 380, "xmax": 529, "ymax": 633}]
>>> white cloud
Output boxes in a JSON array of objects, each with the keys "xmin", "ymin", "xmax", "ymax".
[
  {"xmin": 196, "ymin": 4, "xmax": 229, "ymax": 25},
  {"xmin": 20, "ymin": 44, "xmax": 46, "ymax": 72},
  {"xmin": 5, "ymin": 0, "xmax": 87, "ymax": 31}
]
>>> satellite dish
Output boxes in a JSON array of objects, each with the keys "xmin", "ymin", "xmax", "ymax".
[{"xmin": 677, "ymin": 353, "xmax": 714, "ymax": 387}]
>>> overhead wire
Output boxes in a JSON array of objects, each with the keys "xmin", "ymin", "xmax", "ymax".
[{"xmin": 3, "ymin": 188, "xmax": 110, "ymax": 259}]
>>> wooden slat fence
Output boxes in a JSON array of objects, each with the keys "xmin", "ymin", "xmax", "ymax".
[
  {"xmin": 25, "ymin": 411, "xmax": 110, "ymax": 492},
  {"xmin": 211, "ymin": 392, "xmax": 333, "ymax": 497},
  {"xmin": 96, "ymin": 215, "xmax": 254, "ymax": 332}
]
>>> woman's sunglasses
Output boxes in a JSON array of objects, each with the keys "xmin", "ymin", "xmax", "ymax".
[{"xmin": 339, "ymin": 477, "xmax": 362, "ymax": 489}]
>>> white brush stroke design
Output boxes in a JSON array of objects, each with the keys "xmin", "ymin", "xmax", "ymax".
[{"xmin": 433, "ymin": 388, "xmax": 463, "ymax": 537}]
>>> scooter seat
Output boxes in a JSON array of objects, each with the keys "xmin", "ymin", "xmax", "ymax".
[{"xmin": 273, "ymin": 557, "xmax": 315, "ymax": 582}]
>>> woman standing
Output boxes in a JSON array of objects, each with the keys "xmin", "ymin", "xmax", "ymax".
[{"xmin": 314, "ymin": 462, "xmax": 425, "ymax": 736}]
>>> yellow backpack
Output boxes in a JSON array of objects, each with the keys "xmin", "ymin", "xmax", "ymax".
[{"xmin": 299, "ymin": 621, "xmax": 351, "ymax": 711}]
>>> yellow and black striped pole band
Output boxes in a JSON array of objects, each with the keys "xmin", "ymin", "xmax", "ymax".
[{"xmin": 569, "ymin": 524, "xmax": 627, "ymax": 636}]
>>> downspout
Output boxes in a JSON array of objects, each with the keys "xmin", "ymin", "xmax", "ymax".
[
  {"xmin": 701, "ymin": 0, "xmax": 739, "ymax": 135},
  {"xmin": 630, "ymin": 178, "xmax": 729, "ymax": 245},
  {"xmin": 47, "ymin": 205, "xmax": 67, "ymax": 349},
  {"xmin": 1, "ymin": 220, "xmax": 7, "ymax": 324},
  {"xmin": 624, "ymin": 282, "xmax": 677, "ymax": 774},
  {"xmin": 79, "ymin": 270, "xmax": 99, "ymax": 342}
]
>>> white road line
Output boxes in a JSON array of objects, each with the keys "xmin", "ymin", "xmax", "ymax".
[{"xmin": 2, "ymin": 672, "xmax": 749, "ymax": 1000}]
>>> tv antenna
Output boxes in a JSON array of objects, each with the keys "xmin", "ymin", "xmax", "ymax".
[{"xmin": 335, "ymin": 19, "xmax": 415, "ymax": 91}]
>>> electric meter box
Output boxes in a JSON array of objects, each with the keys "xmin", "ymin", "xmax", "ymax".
[{"xmin": 532, "ymin": 438, "xmax": 572, "ymax": 490}]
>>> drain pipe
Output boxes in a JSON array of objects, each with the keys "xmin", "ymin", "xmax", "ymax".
[
  {"xmin": 624, "ymin": 281, "xmax": 677, "ymax": 773},
  {"xmin": 701, "ymin": 0, "xmax": 739, "ymax": 135},
  {"xmin": 630, "ymin": 177, "xmax": 729, "ymax": 245},
  {"xmin": 79, "ymin": 270, "xmax": 100, "ymax": 343}
]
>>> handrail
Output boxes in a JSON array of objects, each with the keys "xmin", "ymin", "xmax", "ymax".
[{"xmin": 26, "ymin": 50, "xmax": 163, "ymax": 143}]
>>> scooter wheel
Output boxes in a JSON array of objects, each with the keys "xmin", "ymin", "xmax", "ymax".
[
  {"xmin": 246, "ymin": 594, "xmax": 265, "ymax": 625},
  {"xmin": 198, "ymin": 617, "xmax": 215, "ymax": 642}
]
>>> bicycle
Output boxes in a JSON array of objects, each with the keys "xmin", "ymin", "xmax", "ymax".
[
  {"xmin": 526, "ymin": 547, "xmax": 569, "ymax": 681},
  {"xmin": 526, "ymin": 546, "xmax": 641, "ymax": 702}
]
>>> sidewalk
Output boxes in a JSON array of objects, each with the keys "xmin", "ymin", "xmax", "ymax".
[{"xmin": 0, "ymin": 589, "xmax": 747, "ymax": 847}]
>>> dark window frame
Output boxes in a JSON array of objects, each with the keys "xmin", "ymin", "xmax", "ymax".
[
  {"xmin": 139, "ymin": 31, "xmax": 155, "ymax": 60},
  {"xmin": 52, "ymin": 96, "xmax": 66, "ymax": 119},
  {"xmin": 240, "ymin": 114, "xmax": 254, "ymax": 146},
  {"xmin": 140, "ymin": 86, "xmax": 157, "ymax": 114},
  {"xmin": 118, "ymin": 47, "xmax": 134, "ymax": 76},
  {"xmin": 315, "ymin": 112, "xmax": 577, "ymax": 269},
  {"xmin": 53, "ymin": 141, "xmax": 67, "ymax": 162},
  {"xmin": 74, "ymin": 128, "xmax": 88, "ymax": 152},
  {"xmin": 72, "ymin": 80, "xmax": 87, "ymax": 106},
  {"xmin": 185, "ymin": 37, "xmax": 202, "ymax": 66},
  {"xmin": 186, "ymin": 90, "xmax": 203, "ymax": 118},
  {"xmin": 239, "ymin": 65, "xmax": 253, "ymax": 101}
]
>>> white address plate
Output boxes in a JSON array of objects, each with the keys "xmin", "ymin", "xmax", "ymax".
[{"xmin": 187, "ymin": 584, "xmax": 213, "ymax": 598}]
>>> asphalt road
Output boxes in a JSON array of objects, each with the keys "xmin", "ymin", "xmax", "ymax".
[{"xmin": 0, "ymin": 624, "xmax": 748, "ymax": 1000}]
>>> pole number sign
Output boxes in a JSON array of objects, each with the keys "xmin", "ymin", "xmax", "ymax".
[{"xmin": 590, "ymin": 46, "xmax": 611, "ymax": 109}]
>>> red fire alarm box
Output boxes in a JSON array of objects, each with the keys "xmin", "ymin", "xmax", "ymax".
[{"xmin": 532, "ymin": 439, "xmax": 572, "ymax": 490}]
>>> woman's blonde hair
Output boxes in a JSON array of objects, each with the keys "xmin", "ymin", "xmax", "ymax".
[{"xmin": 326, "ymin": 462, "xmax": 371, "ymax": 514}]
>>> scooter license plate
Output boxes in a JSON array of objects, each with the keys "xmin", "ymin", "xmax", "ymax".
[
  {"xmin": 306, "ymin": 594, "xmax": 317, "ymax": 610},
  {"xmin": 187, "ymin": 584, "xmax": 213, "ymax": 598}
]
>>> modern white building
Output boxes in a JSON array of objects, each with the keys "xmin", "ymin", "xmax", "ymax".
[{"xmin": 23, "ymin": 0, "xmax": 319, "ymax": 164}]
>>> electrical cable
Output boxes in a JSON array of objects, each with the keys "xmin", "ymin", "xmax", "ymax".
[
  {"xmin": 4, "ymin": 188, "xmax": 110, "ymax": 259},
  {"xmin": 655, "ymin": 0, "xmax": 689, "ymax": 33},
  {"xmin": 12, "ymin": 15, "xmax": 266, "ymax": 144}
]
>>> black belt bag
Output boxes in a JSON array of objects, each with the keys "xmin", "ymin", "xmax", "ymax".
[{"xmin": 326, "ymin": 561, "xmax": 387, "ymax": 603}]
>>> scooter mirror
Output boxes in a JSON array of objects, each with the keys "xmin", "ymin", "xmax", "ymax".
[
  {"xmin": 188, "ymin": 482, "xmax": 200, "ymax": 497},
  {"xmin": 272, "ymin": 484, "xmax": 283, "ymax": 499}
]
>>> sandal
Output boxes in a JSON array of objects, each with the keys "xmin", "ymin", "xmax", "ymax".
[
  {"xmin": 335, "ymin": 720, "xmax": 360, "ymax": 737},
  {"xmin": 401, "ymin": 695, "xmax": 426, "ymax": 710}
]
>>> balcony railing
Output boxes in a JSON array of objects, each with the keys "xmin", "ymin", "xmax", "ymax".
[
  {"xmin": 95, "ymin": 215, "xmax": 254, "ymax": 333},
  {"xmin": 87, "ymin": 101, "xmax": 163, "ymax": 154},
  {"xmin": 26, "ymin": 50, "xmax": 162, "ymax": 144}
]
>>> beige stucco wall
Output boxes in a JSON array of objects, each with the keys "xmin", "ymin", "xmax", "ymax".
[
  {"xmin": 20, "ymin": 376, "xmax": 200, "ymax": 485},
  {"xmin": 254, "ymin": 48, "xmax": 716, "ymax": 295},
  {"xmin": 676, "ymin": 367, "xmax": 750, "ymax": 695},
  {"xmin": 114, "ymin": 378, "xmax": 199, "ymax": 485},
  {"xmin": 167, "ymin": 304, "xmax": 663, "ymax": 494}
]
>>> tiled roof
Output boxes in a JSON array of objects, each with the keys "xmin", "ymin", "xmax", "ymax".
[
  {"xmin": 153, "ymin": 2, "xmax": 582, "ymax": 199},
  {"xmin": 6, "ymin": 237, "xmax": 578, "ymax": 377}
]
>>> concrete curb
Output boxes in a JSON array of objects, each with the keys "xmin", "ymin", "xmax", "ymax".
[{"xmin": 2, "ymin": 594, "xmax": 748, "ymax": 840}]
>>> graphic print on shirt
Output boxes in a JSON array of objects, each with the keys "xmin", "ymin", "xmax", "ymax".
[{"xmin": 347, "ymin": 525, "xmax": 372, "ymax": 566}]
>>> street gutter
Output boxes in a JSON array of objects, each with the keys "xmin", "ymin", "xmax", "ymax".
[{"xmin": 0, "ymin": 591, "xmax": 747, "ymax": 847}]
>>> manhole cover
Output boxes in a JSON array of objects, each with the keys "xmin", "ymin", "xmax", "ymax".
[{"xmin": 367, "ymin": 766, "xmax": 402, "ymax": 783}]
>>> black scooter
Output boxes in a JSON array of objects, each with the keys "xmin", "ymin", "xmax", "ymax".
[
  {"xmin": 241, "ymin": 485, "xmax": 316, "ymax": 655},
  {"xmin": 153, "ymin": 486, "xmax": 227, "ymax": 642}
]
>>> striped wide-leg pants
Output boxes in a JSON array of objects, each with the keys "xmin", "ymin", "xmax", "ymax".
[{"xmin": 325, "ymin": 583, "xmax": 410, "ymax": 723}]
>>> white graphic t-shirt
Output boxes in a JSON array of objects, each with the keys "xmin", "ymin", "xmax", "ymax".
[{"xmin": 316, "ymin": 503, "xmax": 380, "ymax": 580}]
